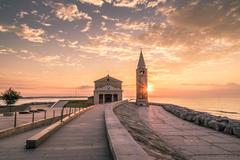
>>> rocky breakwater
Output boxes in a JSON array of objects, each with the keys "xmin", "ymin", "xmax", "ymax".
[{"xmin": 161, "ymin": 104, "xmax": 240, "ymax": 138}]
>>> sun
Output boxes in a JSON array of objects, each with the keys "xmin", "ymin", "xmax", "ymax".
[{"xmin": 147, "ymin": 84, "xmax": 153, "ymax": 92}]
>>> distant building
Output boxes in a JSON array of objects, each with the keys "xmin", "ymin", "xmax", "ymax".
[
  {"xmin": 136, "ymin": 49, "xmax": 148, "ymax": 106},
  {"xmin": 94, "ymin": 75, "xmax": 123, "ymax": 104}
]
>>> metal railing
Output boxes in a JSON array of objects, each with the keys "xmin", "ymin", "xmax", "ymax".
[{"xmin": 0, "ymin": 106, "xmax": 83, "ymax": 130}]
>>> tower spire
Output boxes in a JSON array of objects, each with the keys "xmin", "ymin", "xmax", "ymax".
[
  {"xmin": 136, "ymin": 49, "xmax": 148, "ymax": 107},
  {"xmin": 137, "ymin": 48, "xmax": 146, "ymax": 68}
]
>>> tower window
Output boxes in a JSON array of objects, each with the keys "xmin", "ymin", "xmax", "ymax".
[{"xmin": 140, "ymin": 70, "xmax": 145, "ymax": 74}]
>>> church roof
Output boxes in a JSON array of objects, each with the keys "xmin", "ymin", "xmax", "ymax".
[
  {"xmin": 137, "ymin": 49, "xmax": 146, "ymax": 68},
  {"xmin": 94, "ymin": 75, "xmax": 122, "ymax": 83}
]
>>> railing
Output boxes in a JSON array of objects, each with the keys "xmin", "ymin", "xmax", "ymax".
[{"xmin": 0, "ymin": 107, "xmax": 83, "ymax": 130}]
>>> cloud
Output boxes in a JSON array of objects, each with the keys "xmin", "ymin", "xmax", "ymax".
[
  {"xmin": 167, "ymin": 0, "xmax": 240, "ymax": 39},
  {"xmin": 5, "ymin": 48, "xmax": 84, "ymax": 67},
  {"xmin": 38, "ymin": 22, "xmax": 52, "ymax": 27},
  {"xmin": 81, "ymin": 21, "xmax": 91, "ymax": 32},
  {"xmin": 36, "ymin": 55, "xmax": 60, "ymax": 63},
  {"xmin": 169, "ymin": 82, "xmax": 240, "ymax": 98},
  {"xmin": 0, "ymin": 47, "xmax": 16, "ymax": 55},
  {"xmin": 155, "ymin": 6, "xmax": 176, "ymax": 16},
  {"xmin": 54, "ymin": 37, "xmax": 80, "ymax": 48},
  {"xmin": 0, "ymin": 24, "xmax": 47, "ymax": 43},
  {"xmin": 102, "ymin": 15, "xmax": 119, "ymax": 21},
  {"xmin": 79, "ymin": 0, "xmax": 104, "ymax": 6},
  {"xmin": 16, "ymin": 24, "xmax": 47, "ymax": 43},
  {"xmin": 146, "ymin": 0, "xmax": 167, "ymax": 8},
  {"xmin": 78, "ymin": 0, "xmax": 164, "ymax": 9},
  {"xmin": 115, "ymin": 20, "xmax": 154, "ymax": 31},
  {"xmin": 76, "ymin": 85, "xmax": 93, "ymax": 89},
  {"xmin": 54, "ymin": 3, "xmax": 91, "ymax": 22},
  {"xmin": 78, "ymin": 31, "xmax": 154, "ymax": 61},
  {"xmin": 31, "ymin": 10, "xmax": 38, "ymax": 16},
  {"xmin": 0, "ymin": 77, "xmax": 36, "ymax": 90},
  {"xmin": 0, "ymin": 24, "xmax": 16, "ymax": 32},
  {"xmin": 113, "ymin": 0, "xmax": 144, "ymax": 8},
  {"xmin": 132, "ymin": 1, "xmax": 240, "ymax": 74},
  {"xmin": 100, "ymin": 22, "xmax": 107, "ymax": 31},
  {"xmin": 16, "ymin": 11, "xmax": 29, "ymax": 18},
  {"xmin": 66, "ymin": 40, "xmax": 79, "ymax": 48},
  {"xmin": 181, "ymin": 82, "xmax": 240, "ymax": 89},
  {"xmin": 31, "ymin": 10, "xmax": 52, "ymax": 27}
]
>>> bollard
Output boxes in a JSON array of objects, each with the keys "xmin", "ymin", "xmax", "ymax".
[
  {"xmin": 14, "ymin": 112, "xmax": 17, "ymax": 128},
  {"xmin": 44, "ymin": 110, "xmax": 47, "ymax": 119},
  {"xmin": 53, "ymin": 110, "xmax": 55, "ymax": 118},
  {"xmin": 32, "ymin": 112, "xmax": 35, "ymax": 123},
  {"xmin": 74, "ymin": 107, "xmax": 76, "ymax": 113}
]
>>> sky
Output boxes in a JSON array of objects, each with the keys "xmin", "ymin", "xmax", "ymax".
[{"xmin": 0, "ymin": 0, "xmax": 240, "ymax": 98}]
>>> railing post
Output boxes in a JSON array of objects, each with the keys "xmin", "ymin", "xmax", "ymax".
[
  {"xmin": 53, "ymin": 110, "xmax": 55, "ymax": 118},
  {"xmin": 14, "ymin": 112, "xmax": 17, "ymax": 128},
  {"xmin": 32, "ymin": 112, "xmax": 35, "ymax": 123},
  {"xmin": 44, "ymin": 110, "xmax": 47, "ymax": 120},
  {"xmin": 61, "ymin": 108, "xmax": 64, "ymax": 122}
]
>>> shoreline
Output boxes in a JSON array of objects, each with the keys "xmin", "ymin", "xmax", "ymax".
[{"xmin": 150, "ymin": 102, "xmax": 240, "ymax": 138}]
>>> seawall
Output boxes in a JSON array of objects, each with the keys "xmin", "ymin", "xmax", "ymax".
[{"xmin": 149, "ymin": 102, "xmax": 240, "ymax": 138}]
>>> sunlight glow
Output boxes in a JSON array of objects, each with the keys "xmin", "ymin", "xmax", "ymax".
[{"xmin": 147, "ymin": 84, "xmax": 153, "ymax": 92}]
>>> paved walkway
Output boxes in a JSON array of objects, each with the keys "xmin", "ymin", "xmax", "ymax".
[
  {"xmin": 0, "ymin": 105, "xmax": 112, "ymax": 160},
  {"xmin": 138, "ymin": 105, "xmax": 240, "ymax": 160}
]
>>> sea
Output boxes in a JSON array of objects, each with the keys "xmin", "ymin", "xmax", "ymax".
[
  {"xmin": 0, "ymin": 97, "xmax": 239, "ymax": 120},
  {"xmin": 0, "ymin": 98, "xmax": 86, "ymax": 106},
  {"xmin": 149, "ymin": 97, "xmax": 240, "ymax": 120}
]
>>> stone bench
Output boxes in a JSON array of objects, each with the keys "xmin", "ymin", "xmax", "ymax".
[{"xmin": 26, "ymin": 106, "xmax": 94, "ymax": 149}]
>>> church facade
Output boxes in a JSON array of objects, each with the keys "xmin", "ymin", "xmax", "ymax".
[
  {"xmin": 93, "ymin": 75, "xmax": 122, "ymax": 104},
  {"xmin": 136, "ymin": 50, "xmax": 148, "ymax": 106}
]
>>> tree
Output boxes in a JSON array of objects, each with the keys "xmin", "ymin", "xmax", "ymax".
[{"xmin": 1, "ymin": 88, "xmax": 21, "ymax": 112}]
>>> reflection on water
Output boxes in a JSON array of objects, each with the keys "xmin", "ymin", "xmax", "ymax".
[
  {"xmin": 0, "ymin": 98, "xmax": 86, "ymax": 106},
  {"xmin": 1, "ymin": 97, "xmax": 239, "ymax": 120},
  {"xmin": 149, "ymin": 97, "xmax": 240, "ymax": 120}
]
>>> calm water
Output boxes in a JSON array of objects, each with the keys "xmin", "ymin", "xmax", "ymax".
[
  {"xmin": 149, "ymin": 97, "xmax": 240, "ymax": 120},
  {"xmin": 0, "ymin": 98, "xmax": 86, "ymax": 106},
  {"xmin": 1, "ymin": 97, "xmax": 240, "ymax": 120}
]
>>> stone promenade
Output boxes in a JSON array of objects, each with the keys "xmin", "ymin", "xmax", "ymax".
[
  {"xmin": 138, "ymin": 105, "xmax": 240, "ymax": 160},
  {"xmin": 0, "ymin": 105, "xmax": 112, "ymax": 160}
]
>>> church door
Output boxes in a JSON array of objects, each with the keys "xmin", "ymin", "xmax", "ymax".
[{"xmin": 104, "ymin": 94, "xmax": 112, "ymax": 103}]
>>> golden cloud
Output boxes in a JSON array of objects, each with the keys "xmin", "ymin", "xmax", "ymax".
[
  {"xmin": 54, "ymin": 3, "xmax": 92, "ymax": 22},
  {"xmin": 16, "ymin": 24, "xmax": 47, "ymax": 43}
]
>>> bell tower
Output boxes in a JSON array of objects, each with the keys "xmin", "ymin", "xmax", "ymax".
[{"xmin": 136, "ymin": 49, "xmax": 148, "ymax": 106}]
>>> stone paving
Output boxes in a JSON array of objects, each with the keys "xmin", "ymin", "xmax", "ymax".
[
  {"xmin": 0, "ymin": 105, "xmax": 112, "ymax": 160},
  {"xmin": 138, "ymin": 105, "xmax": 240, "ymax": 160}
]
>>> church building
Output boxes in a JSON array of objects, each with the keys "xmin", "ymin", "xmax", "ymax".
[
  {"xmin": 136, "ymin": 49, "xmax": 148, "ymax": 106},
  {"xmin": 93, "ymin": 75, "xmax": 123, "ymax": 104}
]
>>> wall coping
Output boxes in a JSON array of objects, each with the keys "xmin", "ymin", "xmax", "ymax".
[{"xmin": 105, "ymin": 100, "xmax": 150, "ymax": 160}]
